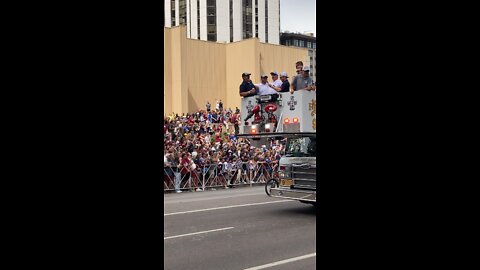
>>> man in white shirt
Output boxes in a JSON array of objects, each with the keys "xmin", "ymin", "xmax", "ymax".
[
  {"xmin": 255, "ymin": 74, "xmax": 277, "ymax": 95},
  {"xmin": 270, "ymin": 71, "xmax": 283, "ymax": 89}
]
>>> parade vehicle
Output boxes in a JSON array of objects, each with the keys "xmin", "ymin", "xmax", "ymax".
[{"xmin": 237, "ymin": 90, "xmax": 317, "ymax": 206}]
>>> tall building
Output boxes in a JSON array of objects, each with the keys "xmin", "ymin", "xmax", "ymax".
[
  {"xmin": 280, "ymin": 32, "xmax": 317, "ymax": 79},
  {"xmin": 165, "ymin": 0, "xmax": 280, "ymax": 44}
]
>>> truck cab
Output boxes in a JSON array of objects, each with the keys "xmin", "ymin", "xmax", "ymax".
[{"xmin": 271, "ymin": 133, "xmax": 316, "ymax": 205}]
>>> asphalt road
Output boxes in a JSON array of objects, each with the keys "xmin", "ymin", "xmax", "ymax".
[{"xmin": 164, "ymin": 186, "xmax": 316, "ymax": 270}]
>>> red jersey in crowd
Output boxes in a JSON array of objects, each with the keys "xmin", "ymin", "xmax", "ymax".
[
  {"xmin": 180, "ymin": 157, "xmax": 190, "ymax": 174},
  {"xmin": 230, "ymin": 114, "xmax": 238, "ymax": 124}
]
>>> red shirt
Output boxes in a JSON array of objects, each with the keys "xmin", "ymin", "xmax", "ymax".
[
  {"xmin": 230, "ymin": 114, "xmax": 238, "ymax": 124},
  {"xmin": 181, "ymin": 157, "xmax": 190, "ymax": 174}
]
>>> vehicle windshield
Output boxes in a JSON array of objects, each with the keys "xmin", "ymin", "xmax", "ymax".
[{"xmin": 285, "ymin": 137, "xmax": 316, "ymax": 157}]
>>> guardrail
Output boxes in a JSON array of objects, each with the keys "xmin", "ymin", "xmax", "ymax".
[{"xmin": 164, "ymin": 162, "xmax": 278, "ymax": 192}]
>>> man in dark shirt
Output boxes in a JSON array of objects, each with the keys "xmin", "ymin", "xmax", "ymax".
[{"xmin": 239, "ymin": 72, "xmax": 259, "ymax": 97}]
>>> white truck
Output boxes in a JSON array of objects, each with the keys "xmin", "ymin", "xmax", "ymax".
[{"xmin": 238, "ymin": 90, "xmax": 316, "ymax": 206}]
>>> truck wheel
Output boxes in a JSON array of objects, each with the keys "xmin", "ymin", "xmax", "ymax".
[{"xmin": 265, "ymin": 179, "xmax": 279, "ymax": 196}]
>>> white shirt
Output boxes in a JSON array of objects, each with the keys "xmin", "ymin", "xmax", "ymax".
[
  {"xmin": 272, "ymin": 79, "xmax": 282, "ymax": 88},
  {"xmin": 255, "ymin": 82, "xmax": 277, "ymax": 95}
]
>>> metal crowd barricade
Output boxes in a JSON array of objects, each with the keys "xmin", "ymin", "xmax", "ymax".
[
  {"xmin": 163, "ymin": 166, "xmax": 196, "ymax": 192},
  {"xmin": 164, "ymin": 162, "xmax": 278, "ymax": 192},
  {"xmin": 164, "ymin": 167, "xmax": 176, "ymax": 191}
]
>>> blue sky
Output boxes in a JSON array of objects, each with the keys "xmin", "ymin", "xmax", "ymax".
[{"xmin": 280, "ymin": 0, "xmax": 316, "ymax": 36}]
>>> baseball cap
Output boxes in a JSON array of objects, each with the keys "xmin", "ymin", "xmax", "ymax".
[
  {"xmin": 242, "ymin": 72, "xmax": 251, "ymax": 76},
  {"xmin": 261, "ymin": 74, "xmax": 268, "ymax": 78},
  {"xmin": 302, "ymin": 66, "xmax": 310, "ymax": 71},
  {"xmin": 270, "ymin": 71, "xmax": 278, "ymax": 76},
  {"xmin": 280, "ymin": 72, "xmax": 289, "ymax": 78}
]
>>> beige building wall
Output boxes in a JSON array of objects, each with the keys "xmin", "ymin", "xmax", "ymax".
[{"xmin": 164, "ymin": 26, "xmax": 308, "ymax": 115}]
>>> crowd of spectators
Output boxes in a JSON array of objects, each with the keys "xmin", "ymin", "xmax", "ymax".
[{"xmin": 163, "ymin": 103, "xmax": 284, "ymax": 190}]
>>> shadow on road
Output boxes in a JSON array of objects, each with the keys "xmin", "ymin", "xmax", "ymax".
[{"xmin": 268, "ymin": 203, "xmax": 317, "ymax": 216}]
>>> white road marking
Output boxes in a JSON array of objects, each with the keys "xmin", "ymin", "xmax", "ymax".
[
  {"xmin": 243, "ymin": 253, "xmax": 316, "ymax": 270},
  {"xmin": 164, "ymin": 227, "xmax": 235, "ymax": 240},
  {"xmin": 164, "ymin": 200, "xmax": 291, "ymax": 216}
]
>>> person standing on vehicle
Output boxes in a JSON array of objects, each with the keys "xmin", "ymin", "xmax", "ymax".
[
  {"xmin": 255, "ymin": 74, "xmax": 277, "ymax": 95},
  {"xmin": 290, "ymin": 61, "xmax": 304, "ymax": 92},
  {"xmin": 270, "ymin": 71, "xmax": 283, "ymax": 89},
  {"xmin": 290, "ymin": 66, "xmax": 315, "ymax": 93},
  {"xmin": 239, "ymin": 72, "xmax": 259, "ymax": 97},
  {"xmin": 269, "ymin": 72, "xmax": 290, "ymax": 93},
  {"xmin": 299, "ymin": 66, "xmax": 316, "ymax": 91}
]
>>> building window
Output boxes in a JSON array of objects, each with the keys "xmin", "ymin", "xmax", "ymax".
[
  {"xmin": 207, "ymin": 34, "xmax": 216, "ymax": 40},
  {"xmin": 230, "ymin": 0, "xmax": 233, "ymax": 42},
  {"xmin": 299, "ymin": 40, "xmax": 304, "ymax": 47},
  {"xmin": 293, "ymin": 39, "xmax": 298, "ymax": 46},
  {"xmin": 242, "ymin": 0, "xmax": 252, "ymax": 39},
  {"xmin": 171, "ymin": 0, "xmax": 176, "ymax": 26},
  {"xmin": 197, "ymin": 0, "xmax": 200, "ymax": 39},
  {"xmin": 313, "ymin": 43, "xmax": 316, "ymax": 49},
  {"xmin": 255, "ymin": 0, "xmax": 258, "ymax": 37},
  {"xmin": 207, "ymin": 16, "xmax": 215, "ymax": 25},
  {"xmin": 265, "ymin": 0, "xmax": 268, "ymax": 43},
  {"xmin": 307, "ymin": 42, "xmax": 311, "ymax": 48},
  {"xmin": 207, "ymin": 7, "xmax": 215, "ymax": 16},
  {"xmin": 208, "ymin": 25, "xmax": 216, "ymax": 33},
  {"xmin": 188, "ymin": 0, "xmax": 191, "ymax": 36},
  {"xmin": 207, "ymin": 0, "xmax": 217, "ymax": 41},
  {"xmin": 179, "ymin": 0, "xmax": 186, "ymax": 25}
]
